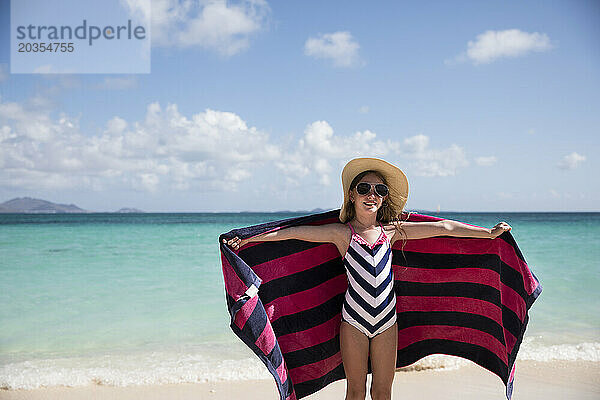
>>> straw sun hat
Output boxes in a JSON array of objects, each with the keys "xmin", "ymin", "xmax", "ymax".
[{"xmin": 339, "ymin": 158, "xmax": 409, "ymax": 223}]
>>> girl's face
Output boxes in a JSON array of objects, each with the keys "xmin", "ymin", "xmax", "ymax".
[{"xmin": 350, "ymin": 172, "xmax": 388, "ymax": 216}]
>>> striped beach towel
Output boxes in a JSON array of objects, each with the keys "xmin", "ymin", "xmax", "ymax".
[{"xmin": 219, "ymin": 210, "xmax": 542, "ymax": 400}]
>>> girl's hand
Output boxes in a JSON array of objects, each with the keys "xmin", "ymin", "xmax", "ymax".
[
  {"xmin": 490, "ymin": 222, "xmax": 511, "ymax": 238},
  {"xmin": 222, "ymin": 236, "xmax": 247, "ymax": 250}
]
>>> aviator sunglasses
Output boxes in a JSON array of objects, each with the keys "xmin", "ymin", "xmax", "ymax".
[{"xmin": 355, "ymin": 182, "xmax": 389, "ymax": 197}]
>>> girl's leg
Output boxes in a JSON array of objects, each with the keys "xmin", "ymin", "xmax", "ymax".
[
  {"xmin": 368, "ymin": 323, "xmax": 397, "ymax": 400},
  {"xmin": 340, "ymin": 321, "xmax": 370, "ymax": 400}
]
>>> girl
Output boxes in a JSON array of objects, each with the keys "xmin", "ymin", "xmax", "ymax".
[{"xmin": 223, "ymin": 157, "xmax": 511, "ymax": 400}]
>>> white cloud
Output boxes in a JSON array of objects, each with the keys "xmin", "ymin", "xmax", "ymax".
[
  {"xmin": 0, "ymin": 99, "xmax": 280, "ymax": 192},
  {"xmin": 358, "ymin": 105, "xmax": 370, "ymax": 114},
  {"xmin": 32, "ymin": 64, "xmax": 56, "ymax": 73},
  {"xmin": 400, "ymin": 135, "xmax": 469, "ymax": 177},
  {"xmin": 446, "ymin": 29, "xmax": 553, "ymax": 65},
  {"xmin": 0, "ymin": 99, "xmax": 75, "ymax": 142},
  {"xmin": 124, "ymin": 0, "xmax": 270, "ymax": 55},
  {"xmin": 304, "ymin": 31, "xmax": 362, "ymax": 68},
  {"xmin": 225, "ymin": 168, "xmax": 251, "ymax": 183},
  {"xmin": 274, "ymin": 121, "xmax": 391, "ymax": 185},
  {"xmin": 0, "ymin": 96, "xmax": 476, "ymax": 195},
  {"xmin": 105, "ymin": 117, "xmax": 128, "ymax": 134},
  {"xmin": 403, "ymin": 134, "xmax": 429, "ymax": 154},
  {"xmin": 96, "ymin": 77, "xmax": 138, "ymax": 90},
  {"xmin": 475, "ymin": 156, "xmax": 497, "ymax": 167},
  {"xmin": 275, "ymin": 126, "xmax": 468, "ymax": 186},
  {"xmin": 136, "ymin": 173, "xmax": 160, "ymax": 192},
  {"xmin": 558, "ymin": 152, "xmax": 586, "ymax": 170}
]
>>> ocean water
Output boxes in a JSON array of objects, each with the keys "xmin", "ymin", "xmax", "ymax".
[{"xmin": 0, "ymin": 212, "xmax": 598, "ymax": 389}]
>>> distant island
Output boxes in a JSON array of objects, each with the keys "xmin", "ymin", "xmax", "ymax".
[
  {"xmin": 0, "ymin": 197, "xmax": 145, "ymax": 213},
  {"xmin": 0, "ymin": 197, "xmax": 88, "ymax": 213},
  {"xmin": 0, "ymin": 198, "xmax": 327, "ymax": 214},
  {"xmin": 0, "ymin": 197, "xmax": 441, "ymax": 214},
  {"xmin": 271, "ymin": 208, "xmax": 328, "ymax": 214},
  {"xmin": 116, "ymin": 207, "xmax": 145, "ymax": 213}
]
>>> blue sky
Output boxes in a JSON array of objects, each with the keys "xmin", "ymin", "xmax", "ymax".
[{"xmin": 0, "ymin": 0, "xmax": 598, "ymax": 212}]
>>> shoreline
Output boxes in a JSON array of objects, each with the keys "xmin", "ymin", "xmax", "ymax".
[{"xmin": 2, "ymin": 360, "xmax": 599, "ymax": 400}]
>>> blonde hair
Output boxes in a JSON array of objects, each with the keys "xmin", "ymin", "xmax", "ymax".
[{"xmin": 342, "ymin": 170, "xmax": 411, "ymax": 248}]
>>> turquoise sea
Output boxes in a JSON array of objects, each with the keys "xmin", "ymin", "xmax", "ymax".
[{"xmin": 1, "ymin": 212, "xmax": 599, "ymax": 389}]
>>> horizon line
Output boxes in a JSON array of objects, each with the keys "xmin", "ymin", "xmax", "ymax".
[{"xmin": 2, "ymin": 209, "xmax": 599, "ymax": 214}]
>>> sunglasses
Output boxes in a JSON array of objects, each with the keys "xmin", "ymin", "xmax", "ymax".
[{"xmin": 355, "ymin": 182, "xmax": 389, "ymax": 197}]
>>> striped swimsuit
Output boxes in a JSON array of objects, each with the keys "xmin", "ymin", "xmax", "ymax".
[{"xmin": 341, "ymin": 223, "xmax": 397, "ymax": 338}]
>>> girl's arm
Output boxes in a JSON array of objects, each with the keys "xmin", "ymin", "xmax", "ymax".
[
  {"xmin": 392, "ymin": 220, "xmax": 511, "ymax": 243},
  {"xmin": 222, "ymin": 223, "xmax": 348, "ymax": 251}
]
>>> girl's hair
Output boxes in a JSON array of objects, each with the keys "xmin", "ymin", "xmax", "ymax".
[{"xmin": 344, "ymin": 169, "xmax": 412, "ymax": 258}]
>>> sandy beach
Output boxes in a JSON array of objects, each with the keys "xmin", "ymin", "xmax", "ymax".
[{"xmin": 2, "ymin": 360, "xmax": 598, "ymax": 400}]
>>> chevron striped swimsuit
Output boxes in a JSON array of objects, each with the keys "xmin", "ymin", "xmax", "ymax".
[{"xmin": 341, "ymin": 222, "xmax": 397, "ymax": 338}]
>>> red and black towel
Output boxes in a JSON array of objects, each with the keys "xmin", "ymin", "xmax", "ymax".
[{"xmin": 219, "ymin": 210, "xmax": 541, "ymax": 400}]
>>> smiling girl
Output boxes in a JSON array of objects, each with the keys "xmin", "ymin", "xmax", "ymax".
[{"xmin": 223, "ymin": 157, "xmax": 511, "ymax": 400}]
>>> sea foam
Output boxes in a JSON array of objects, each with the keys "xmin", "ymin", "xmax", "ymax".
[
  {"xmin": 2, "ymin": 341, "xmax": 599, "ymax": 390},
  {"xmin": 0, "ymin": 352, "xmax": 271, "ymax": 390},
  {"xmin": 518, "ymin": 338, "xmax": 600, "ymax": 362}
]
